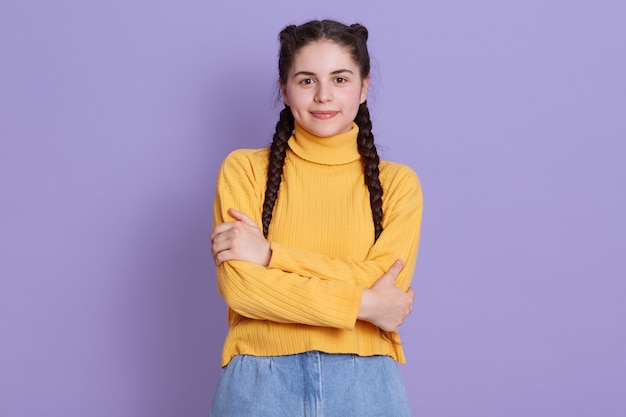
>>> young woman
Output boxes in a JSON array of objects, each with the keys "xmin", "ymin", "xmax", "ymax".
[{"xmin": 210, "ymin": 19, "xmax": 423, "ymax": 417}]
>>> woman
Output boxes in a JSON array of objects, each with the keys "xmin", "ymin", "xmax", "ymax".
[{"xmin": 210, "ymin": 19, "xmax": 423, "ymax": 417}]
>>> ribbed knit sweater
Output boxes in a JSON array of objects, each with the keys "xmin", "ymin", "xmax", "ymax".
[{"xmin": 213, "ymin": 122, "xmax": 423, "ymax": 366}]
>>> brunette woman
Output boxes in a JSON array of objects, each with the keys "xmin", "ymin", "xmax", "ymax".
[{"xmin": 210, "ymin": 19, "xmax": 423, "ymax": 417}]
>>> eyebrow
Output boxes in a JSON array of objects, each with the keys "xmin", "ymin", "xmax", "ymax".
[{"xmin": 293, "ymin": 69, "xmax": 355, "ymax": 77}]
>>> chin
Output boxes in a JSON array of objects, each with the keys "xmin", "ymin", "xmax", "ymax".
[{"xmin": 304, "ymin": 122, "xmax": 352, "ymax": 138}]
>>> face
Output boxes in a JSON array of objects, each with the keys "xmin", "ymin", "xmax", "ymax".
[{"xmin": 281, "ymin": 40, "xmax": 369, "ymax": 138}]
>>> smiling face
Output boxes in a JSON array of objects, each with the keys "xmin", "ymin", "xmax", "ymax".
[{"xmin": 281, "ymin": 40, "xmax": 370, "ymax": 138}]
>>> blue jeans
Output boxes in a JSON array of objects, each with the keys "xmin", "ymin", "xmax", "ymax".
[{"xmin": 210, "ymin": 351, "xmax": 411, "ymax": 417}]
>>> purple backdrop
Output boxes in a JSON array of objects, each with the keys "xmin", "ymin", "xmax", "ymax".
[{"xmin": 1, "ymin": 1, "xmax": 624, "ymax": 416}]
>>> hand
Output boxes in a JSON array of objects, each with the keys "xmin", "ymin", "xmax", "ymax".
[
  {"xmin": 357, "ymin": 260, "xmax": 415, "ymax": 332},
  {"xmin": 210, "ymin": 208, "xmax": 271, "ymax": 267}
]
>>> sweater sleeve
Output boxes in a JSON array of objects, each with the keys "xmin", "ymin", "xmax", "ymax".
[
  {"xmin": 213, "ymin": 150, "xmax": 363, "ymax": 329},
  {"xmin": 268, "ymin": 163, "xmax": 423, "ymax": 291}
]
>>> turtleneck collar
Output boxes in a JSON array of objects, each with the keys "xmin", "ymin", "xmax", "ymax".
[{"xmin": 287, "ymin": 122, "xmax": 361, "ymax": 165}]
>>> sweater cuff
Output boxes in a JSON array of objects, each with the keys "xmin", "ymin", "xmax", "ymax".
[
  {"xmin": 346, "ymin": 286, "xmax": 364, "ymax": 329},
  {"xmin": 267, "ymin": 241, "xmax": 291, "ymax": 270}
]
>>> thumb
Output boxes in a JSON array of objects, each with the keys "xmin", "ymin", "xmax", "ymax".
[
  {"xmin": 375, "ymin": 260, "xmax": 404, "ymax": 287},
  {"xmin": 228, "ymin": 208, "xmax": 257, "ymax": 226},
  {"xmin": 386, "ymin": 259, "xmax": 404, "ymax": 279}
]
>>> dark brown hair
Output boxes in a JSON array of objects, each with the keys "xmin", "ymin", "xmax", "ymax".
[{"xmin": 262, "ymin": 20, "xmax": 383, "ymax": 241}]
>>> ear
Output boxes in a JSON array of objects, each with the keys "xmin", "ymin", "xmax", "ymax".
[
  {"xmin": 359, "ymin": 75, "xmax": 370, "ymax": 104},
  {"xmin": 280, "ymin": 80, "xmax": 289, "ymax": 106}
]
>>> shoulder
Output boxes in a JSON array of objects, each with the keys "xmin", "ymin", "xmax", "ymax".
[
  {"xmin": 220, "ymin": 148, "xmax": 270, "ymax": 170},
  {"xmin": 378, "ymin": 160, "xmax": 423, "ymax": 209},
  {"xmin": 218, "ymin": 148, "xmax": 270, "ymax": 176},
  {"xmin": 217, "ymin": 148, "xmax": 270, "ymax": 186},
  {"xmin": 379, "ymin": 160, "xmax": 421, "ymax": 191}
]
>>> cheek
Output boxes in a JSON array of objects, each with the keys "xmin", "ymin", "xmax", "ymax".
[
  {"xmin": 285, "ymin": 88, "xmax": 307, "ymax": 109},
  {"xmin": 342, "ymin": 88, "xmax": 365, "ymax": 108}
]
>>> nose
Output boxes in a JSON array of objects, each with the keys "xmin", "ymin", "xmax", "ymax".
[{"xmin": 314, "ymin": 82, "xmax": 332, "ymax": 103}]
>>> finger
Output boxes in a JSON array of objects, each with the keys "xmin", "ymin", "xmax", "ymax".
[
  {"xmin": 210, "ymin": 221, "xmax": 236, "ymax": 240},
  {"xmin": 211, "ymin": 244, "xmax": 222, "ymax": 265},
  {"xmin": 406, "ymin": 287, "xmax": 415, "ymax": 300},
  {"xmin": 385, "ymin": 259, "xmax": 404, "ymax": 278},
  {"xmin": 228, "ymin": 208, "xmax": 258, "ymax": 227},
  {"xmin": 214, "ymin": 248, "xmax": 235, "ymax": 266},
  {"xmin": 374, "ymin": 260, "xmax": 405, "ymax": 288},
  {"xmin": 211, "ymin": 241, "xmax": 227, "ymax": 261},
  {"xmin": 211, "ymin": 236, "xmax": 229, "ymax": 253},
  {"xmin": 211, "ymin": 229, "xmax": 233, "ymax": 246},
  {"xmin": 213, "ymin": 242, "xmax": 238, "ymax": 265},
  {"xmin": 212, "ymin": 249, "xmax": 221, "ymax": 266}
]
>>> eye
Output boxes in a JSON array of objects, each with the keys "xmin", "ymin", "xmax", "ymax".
[
  {"xmin": 299, "ymin": 78, "xmax": 315, "ymax": 86},
  {"xmin": 334, "ymin": 77, "xmax": 348, "ymax": 84}
]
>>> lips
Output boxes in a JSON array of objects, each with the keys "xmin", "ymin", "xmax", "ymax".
[{"xmin": 310, "ymin": 111, "xmax": 339, "ymax": 120}]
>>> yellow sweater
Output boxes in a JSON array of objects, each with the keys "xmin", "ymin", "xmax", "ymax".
[{"xmin": 213, "ymin": 123, "xmax": 423, "ymax": 366}]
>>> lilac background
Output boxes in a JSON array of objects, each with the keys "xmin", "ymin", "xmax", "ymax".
[{"xmin": 1, "ymin": 1, "xmax": 624, "ymax": 416}]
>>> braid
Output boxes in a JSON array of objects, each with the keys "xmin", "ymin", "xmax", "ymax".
[
  {"xmin": 355, "ymin": 101, "xmax": 384, "ymax": 241},
  {"xmin": 262, "ymin": 106, "xmax": 294, "ymax": 237}
]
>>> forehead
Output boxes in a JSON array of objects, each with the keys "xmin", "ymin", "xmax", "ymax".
[{"xmin": 290, "ymin": 40, "xmax": 357, "ymax": 74}]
